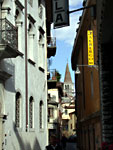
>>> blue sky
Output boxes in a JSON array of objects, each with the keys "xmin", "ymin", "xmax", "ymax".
[{"xmin": 50, "ymin": 0, "xmax": 83, "ymax": 83}]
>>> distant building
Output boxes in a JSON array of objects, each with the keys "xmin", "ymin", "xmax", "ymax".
[
  {"xmin": 47, "ymin": 64, "xmax": 76, "ymax": 141},
  {"xmin": 61, "ymin": 99, "xmax": 76, "ymax": 137},
  {"xmin": 69, "ymin": 111, "xmax": 77, "ymax": 135},
  {"xmin": 61, "ymin": 63, "xmax": 76, "ymax": 137},
  {"xmin": 48, "ymin": 88, "xmax": 59, "ymax": 139},
  {"xmin": 47, "ymin": 70, "xmax": 63, "ymax": 143}
]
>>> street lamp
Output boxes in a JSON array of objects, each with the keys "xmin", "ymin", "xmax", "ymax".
[
  {"xmin": 75, "ymin": 66, "xmax": 81, "ymax": 74},
  {"xmin": 75, "ymin": 64, "xmax": 98, "ymax": 75}
]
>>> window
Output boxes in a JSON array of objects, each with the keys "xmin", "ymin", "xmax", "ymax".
[
  {"xmin": 48, "ymin": 108, "xmax": 54, "ymax": 118},
  {"xmin": 51, "ymin": 95, "xmax": 56, "ymax": 101},
  {"xmin": 28, "ymin": 31, "xmax": 34, "ymax": 61},
  {"xmin": 15, "ymin": 92, "xmax": 21, "ymax": 128},
  {"xmin": 65, "ymin": 109, "xmax": 68, "ymax": 115},
  {"xmin": 71, "ymin": 124, "xmax": 72, "ymax": 129},
  {"xmin": 38, "ymin": 43, "xmax": 45, "ymax": 69},
  {"xmin": 29, "ymin": 96, "xmax": 34, "ymax": 128},
  {"xmin": 15, "ymin": 8, "xmax": 23, "ymax": 53},
  {"xmin": 38, "ymin": 26, "xmax": 45, "ymax": 69},
  {"xmin": 39, "ymin": 5, "xmax": 43, "ymax": 19},
  {"xmin": 65, "ymin": 85, "xmax": 69, "ymax": 90},
  {"xmin": 64, "ymin": 93, "xmax": 68, "ymax": 97},
  {"xmin": 39, "ymin": 100, "xmax": 43, "ymax": 129},
  {"xmin": 15, "ymin": 8, "xmax": 20, "ymax": 19}
]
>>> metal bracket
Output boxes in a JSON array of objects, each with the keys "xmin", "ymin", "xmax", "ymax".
[{"xmin": 69, "ymin": 4, "xmax": 96, "ymax": 14}]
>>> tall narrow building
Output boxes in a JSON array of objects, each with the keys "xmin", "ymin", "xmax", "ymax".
[{"xmin": 63, "ymin": 63, "xmax": 74, "ymax": 98}]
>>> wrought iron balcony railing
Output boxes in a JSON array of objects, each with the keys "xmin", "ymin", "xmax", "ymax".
[
  {"xmin": 47, "ymin": 36, "xmax": 56, "ymax": 58},
  {"xmin": 0, "ymin": 18, "xmax": 18, "ymax": 50}
]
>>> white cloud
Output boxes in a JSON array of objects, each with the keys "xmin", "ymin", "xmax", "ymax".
[
  {"xmin": 69, "ymin": 0, "xmax": 83, "ymax": 8},
  {"xmin": 52, "ymin": 11, "xmax": 82, "ymax": 46},
  {"xmin": 51, "ymin": 0, "xmax": 83, "ymax": 46}
]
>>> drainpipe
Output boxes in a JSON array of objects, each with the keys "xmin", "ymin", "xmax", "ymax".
[{"xmin": 25, "ymin": 0, "xmax": 28, "ymax": 132}]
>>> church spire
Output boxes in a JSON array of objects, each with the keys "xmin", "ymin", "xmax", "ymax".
[{"xmin": 64, "ymin": 63, "xmax": 72, "ymax": 83}]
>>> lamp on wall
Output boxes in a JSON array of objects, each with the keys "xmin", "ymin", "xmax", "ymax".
[
  {"xmin": 75, "ymin": 64, "xmax": 98, "ymax": 75},
  {"xmin": 75, "ymin": 66, "xmax": 81, "ymax": 74}
]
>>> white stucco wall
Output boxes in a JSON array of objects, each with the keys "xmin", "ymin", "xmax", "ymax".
[
  {"xmin": 48, "ymin": 89, "xmax": 59, "ymax": 103},
  {"xmin": 61, "ymin": 103, "xmax": 75, "ymax": 120},
  {"xmin": 0, "ymin": 0, "xmax": 48, "ymax": 149}
]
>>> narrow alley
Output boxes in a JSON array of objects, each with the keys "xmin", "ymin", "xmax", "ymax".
[{"xmin": 1, "ymin": 0, "xmax": 113, "ymax": 150}]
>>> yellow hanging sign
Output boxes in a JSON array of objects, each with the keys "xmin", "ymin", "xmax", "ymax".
[{"xmin": 87, "ymin": 30, "xmax": 94, "ymax": 65}]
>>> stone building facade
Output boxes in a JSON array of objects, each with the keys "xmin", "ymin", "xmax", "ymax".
[{"xmin": 0, "ymin": 0, "xmax": 49, "ymax": 149}]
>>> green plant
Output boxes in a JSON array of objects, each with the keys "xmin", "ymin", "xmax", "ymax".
[{"xmin": 55, "ymin": 70, "xmax": 61, "ymax": 82}]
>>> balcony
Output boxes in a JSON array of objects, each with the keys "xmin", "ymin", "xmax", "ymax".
[
  {"xmin": 0, "ymin": 18, "xmax": 22, "ymax": 59},
  {"xmin": 47, "ymin": 37, "xmax": 56, "ymax": 58}
]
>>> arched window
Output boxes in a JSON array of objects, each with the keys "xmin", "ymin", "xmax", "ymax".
[
  {"xmin": 15, "ymin": 8, "xmax": 20, "ymax": 19},
  {"xmin": 15, "ymin": 92, "xmax": 21, "ymax": 128},
  {"xmin": 29, "ymin": 96, "xmax": 34, "ymax": 128},
  {"xmin": 65, "ymin": 84, "xmax": 69, "ymax": 90},
  {"xmin": 15, "ymin": 8, "xmax": 23, "ymax": 53},
  {"xmin": 28, "ymin": 22, "xmax": 34, "ymax": 61},
  {"xmin": 39, "ymin": 100, "xmax": 43, "ymax": 129}
]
